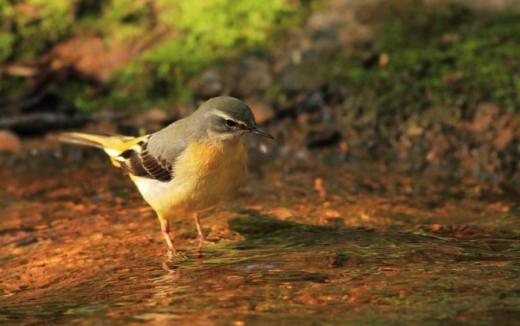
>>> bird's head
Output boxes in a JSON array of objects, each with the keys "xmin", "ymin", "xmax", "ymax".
[{"xmin": 197, "ymin": 96, "xmax": 274, "ymax": 141}]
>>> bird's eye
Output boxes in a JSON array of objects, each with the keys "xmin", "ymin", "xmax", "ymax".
[{"xmin": 225, "ymin": 119, "xmax": 237, "ymax": 128}]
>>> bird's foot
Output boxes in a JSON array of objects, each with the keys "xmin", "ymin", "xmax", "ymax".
[
  {"xmin": 167, "ymin": 248, "xmax": 188, "ymax": 261},
  {"xmin": 193, "ymin": 238, "xmax": 219, "ymax": 258},
  {"xmin": 200, "ymin": 238, "xmax": 218, "ymax": 247}
]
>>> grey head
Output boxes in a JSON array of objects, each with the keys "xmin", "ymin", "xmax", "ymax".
[
  {"xmin": 193, "ymin": 96, "xmax": 273, "ymax": 141},
  {"xmin": 145, "ymin": 96, "xmax": 273, "ymax": 164}
]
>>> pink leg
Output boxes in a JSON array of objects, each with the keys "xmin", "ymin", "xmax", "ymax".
[
  {"xmin": 161, "ymin": 219, "xmax": 177, "ymax": 256},
  {"xmin": 193, "ymin": 213, "xmax": 205, "ymax": 252}
]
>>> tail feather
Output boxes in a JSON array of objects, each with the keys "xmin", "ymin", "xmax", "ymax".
[
  {"xmin": 59, "ymin": 132, "xmax": 108, "ymax": 149},
  {"xmin": 59, "ymin": 132, "xmax": 143, "ymax": 158}
]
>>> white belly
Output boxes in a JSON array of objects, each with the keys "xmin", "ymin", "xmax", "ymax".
[{"xmin": 130, "ymin": 140, "xmax": 247, "ymax": 218}]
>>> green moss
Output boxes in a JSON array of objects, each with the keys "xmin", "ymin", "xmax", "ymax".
[
  {"xmin": 2, "ymin": 1, "xmax": 518, "ymax": 114},
  {"xmin": 1, "ymin": 0, "xmax": 74, "ymax": 60},
  {"xmin": 0, "ymin": 32, "xmax": 14, "ymax": 61},
  {"xmin": 0, "ymin": 0, "xmax": 302, "ymax": 112},
  {"xmin": 336, "ymin": 4, "xmax": 520, "ymax": 114},
  {"xmin": 108, "ymin": 0, "xmax": 300, "ymax": 109},
  {"xmin": 0, "ymin": 0, "xmax": 76, "ymax": 106}
]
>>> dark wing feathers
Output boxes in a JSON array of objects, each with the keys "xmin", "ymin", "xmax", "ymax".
[
  {"xmin": 140, "ymin": 146, "xmax": 173, "ymax": 181},
  {"xmin": 120, "ymin": 140, "xmax": 173, "ymax": 182},
  {"xmin": 117, "ymin": 116, "xmax": 192, "ymax": 182}
]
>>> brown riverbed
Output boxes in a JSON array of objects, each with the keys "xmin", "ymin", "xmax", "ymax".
[{"xmin": 1, "ymin": 153, "xmax": 519, "ymax": 324}]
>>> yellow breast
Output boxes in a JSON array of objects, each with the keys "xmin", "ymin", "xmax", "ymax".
[{"xmin": 137, "ymin": 139, "xmax": 248, "ymax": 218}]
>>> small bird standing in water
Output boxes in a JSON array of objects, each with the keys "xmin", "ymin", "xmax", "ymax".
[{"xmin": 60, "ymin": 96, "xmax": 273, "ymax": 257}]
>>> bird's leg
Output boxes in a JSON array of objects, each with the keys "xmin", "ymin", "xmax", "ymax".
[
  {"xmin": 160, "ymin": 218, "xmax": 177, "ymax": 257},
  {"xmin": 193, "ymin": 213, "xmax": 205, "ymax": 251}
]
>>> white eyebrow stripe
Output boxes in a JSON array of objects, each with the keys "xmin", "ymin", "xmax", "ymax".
[
  {"xmin": 213, "ymin": 111, "xmax": 233, "ymax": 120},
  {"xmin": 213, "ymin": 111, "xmax": 249, "ymax": 128}
]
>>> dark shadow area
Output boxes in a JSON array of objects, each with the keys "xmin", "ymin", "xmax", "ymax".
[
  {"xmin": 227, "ymin": 209, "xmax": 520, "ymax": 266},
  {"xmin": 230, "ymin": 209, "xmax": 435, "ymax": 246}
]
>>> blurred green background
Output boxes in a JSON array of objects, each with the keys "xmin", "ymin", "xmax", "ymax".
[
  {"xmin": 0, "ymin": 0, "xmax": 519, "ymax": 186},
  {"xmin": 2, "ymin": 0, "xmax": 519, "ymax": 112},
  {"xmin": 0, "ymin": 0, "xmax": 301, "ymax": 111}
]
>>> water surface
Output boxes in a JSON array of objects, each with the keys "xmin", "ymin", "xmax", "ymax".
[{"xmin": 1, "ymin": 159, "xmax": 519, "ymax": 324}]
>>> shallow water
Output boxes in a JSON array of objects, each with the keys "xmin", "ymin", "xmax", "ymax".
[{"xmin": 1, "ymin": 158, "xmax": 519, "ymax": 324}]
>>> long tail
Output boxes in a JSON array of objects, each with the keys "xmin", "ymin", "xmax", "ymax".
[{"xmin": 59, "ymin": 132, "xmax": 145, "ymax": 166}]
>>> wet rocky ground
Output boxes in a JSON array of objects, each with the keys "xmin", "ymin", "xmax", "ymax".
[{"xmin": 1, "ymin": 148, "xmax": 519, "ymax": 324}]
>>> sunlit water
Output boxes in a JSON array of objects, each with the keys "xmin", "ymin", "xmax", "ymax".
[{"xmin": 1, "ymin": 158, "xmax": 519, "ymax": 324}]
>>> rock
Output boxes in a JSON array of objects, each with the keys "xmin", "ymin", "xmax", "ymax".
[
  {"xmin": 247, "ymin": 99, "xmax": 275, "ymax": 124},
  {"xmin": 236, "ymin": 58, "xmax": 272, "ymax": 96},
  {"xmin": 195, "ymin": 70, "xmax": 223, "ymax": 99},
  {"xmin": 471, "ymin": 103, "xmax": 499, "ymax": 132},
  {"xmin": 50, "ymin": 36, "xmax": 134, "ymax": 82},
  {"xmin": 378, "ymin": 53, "xmax": 390, "ymax": 68},
  {"xmin": 311, "ymin": 29, "xmax": 339, "ymax": 51},
  {"xmin": 269, "ymin": 207, "xmax": 294, "ymax": 220},
  {"xmin": 307, "ymin": 11, "xmax": 341, "ymax": 31},
  {"xmin": 424, "ymin": 0, "xmax": 520, "ymax": 12},
  {"xmin": 0, "ymin": 113, "xmax": 91, "ymax": 135},
  {"xmin": 144, "ymin": 108, "xmax": 170, "ymax": 123},
  {"xmin": 493, "ymin": 114, "xmax": 514, "ymax": 150},
  {"xmin": 306, "ymin": 129, "xmax": 342, "ymax": 148},
  {"xmin": 441, "ymin": 32, "xmax": 461, "ymax": 45},
  {"xmin": 133, "ymin": 108, "xmax": 172, "ymax": 132},
  {"xmin": 300, "ymin": 92, "xmax": 325, "ymax": 114},
  {"xmin": 0, "ymin": 130, "xmax": 21, "ymax": 153},
  {"xmin": 279, "ymin": 65, "xmax": 320, "ymax": 94}
]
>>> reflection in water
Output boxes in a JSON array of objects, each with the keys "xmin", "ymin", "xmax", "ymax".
[{"xmin": 0, "ymin": 161, "xmax": 519, "ymax": 324}]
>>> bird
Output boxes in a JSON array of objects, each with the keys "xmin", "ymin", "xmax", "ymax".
[{"xmin": 60, "ymin": 96, "xmax": 273, "ymax": 257}]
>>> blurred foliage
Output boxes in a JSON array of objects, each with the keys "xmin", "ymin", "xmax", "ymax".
[
  {"xmin": 111, "ymin": 0, "xmax": 298, "ymax": 109},
  {"xmin": 1, "ymin": 0, "xmax": 519, "ymax": 115},
  {"xmin": 0, "ymin": 0, "xmax": 301, "ymax": 112},
  {"xmin": 0, "ymin": 0, "xmax": 73, "ymax": 62},
  {"xmin": 0, "ymin": 0, "xmax": 74, "ymax": 111},
  {"xmin": 337, "ymin": 3, "xmax": 520, "ymax": 114}
]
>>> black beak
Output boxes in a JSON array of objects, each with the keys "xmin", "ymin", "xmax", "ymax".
[{"xmin": 250, "ymin": 127, "xmax": 274, "ymax": 139}]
